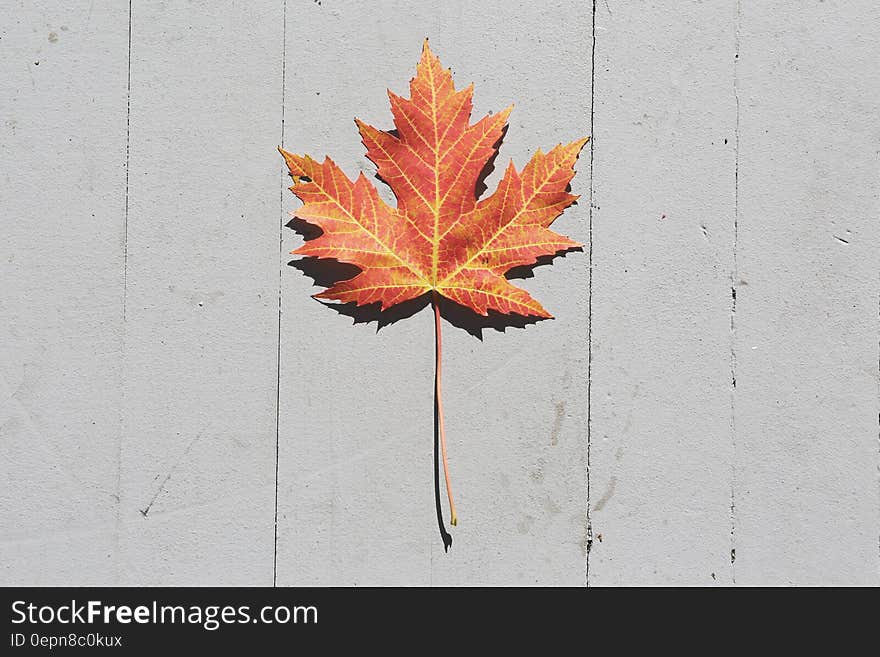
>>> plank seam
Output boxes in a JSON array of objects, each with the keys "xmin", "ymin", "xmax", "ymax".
[
  {"xmin": 729, "ymin": 0, "xmax": 742, "ymax": 585},
  {"xmin": 585, "ymin": 0, "xmax": 597, "ymax": 588},
  {"xmin": 273, "ymin": 0, "xmax": 288, "ymax": 588},
  {"xmin": 115, "ymin": 0, "xmax": 134, "ymax": 586}
]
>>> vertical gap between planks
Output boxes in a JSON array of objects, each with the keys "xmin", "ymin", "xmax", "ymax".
[
  {"xmin": 273, "ymin": 0, "xmax": 288, "ymax": 588},
  {"xmin": 585, "ymin": 0, "xmax": 597, "ymax": 587},
  {"xmin": 729, "ymin": 0, "xmax": 741, "ymax": 585},
  {"xmin": 115, "ymin": 0, "xmax": 133, "ymax": 585}
]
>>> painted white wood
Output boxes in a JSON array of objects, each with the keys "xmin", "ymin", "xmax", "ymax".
[
  {"xmin": 2, "ymin": 0, "xmax": 877, "ymax": 586},
  {"xmin": 734, "ymin": 0, "xmax": 880, "ymax": 584},
  {"xmin": 119, "ymin": 0, "xmax": 282, "ymax": 585},
  {"xmin": 589, "ymin": 1, "xmax": 737, "ymax": 585},
  {"xmin": 0, "ymin": 1, "xmax": 129, "ymax": 585}
]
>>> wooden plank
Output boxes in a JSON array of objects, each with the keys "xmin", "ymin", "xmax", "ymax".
[
  {"xmin": 589, "ymin": 1, "xmax": 737, "ymax": 584},
  {"xmin": 277, "ymin": 0, "xmax": 591, "ymax": 585},
  {"xmin": 120, "ymin": 0, "xmax": 282, "ymax": 584},
  {"xmin": 0, "ymin": 2, "xmax": 129, "ymax": 584},
  {"xmin": 734, "ymin": 0, "xmax": 880, "ymax": 584}
]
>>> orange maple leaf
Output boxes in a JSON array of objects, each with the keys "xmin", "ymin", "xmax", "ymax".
[
  {"xmin": 280, "ymin": 41, "xmax": 588, "ymax": 538},
  {"xmin": 280, "ymin": 40, "xmax": 587, "ymax": 319}
]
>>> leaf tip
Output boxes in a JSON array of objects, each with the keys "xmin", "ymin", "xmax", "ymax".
[
  {"xmin": 532, "ymin": 304, "xmax": 553, "ymax": 320},
  {"xmin": 421, "ymin": 37, "xmax": 436, "ymax": 60},
  {"xmin": 354, "ymin": 117, "xmax": 375, "ymax": 137},
  {"xmin": 533, "ymin": 305, "xmax": 555, "ymax": 320}
]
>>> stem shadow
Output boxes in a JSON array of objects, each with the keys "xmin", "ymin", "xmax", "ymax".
[{"xmin": 434, "ymin": 386, "xmax": 453, "ymax": 552}]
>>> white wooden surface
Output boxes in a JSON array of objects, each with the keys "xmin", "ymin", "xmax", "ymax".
[
  {"xmin": 120, "ymin": 0, "xmax": 281, "ymax": 585},
  {"xmin": 1, "ymin": 1, "xmax": 128, "ymax": 585},
  {"xmin": 733, "ymin": 0, "xmax": 879, "ymax": 584},
  {"xmin": 590, "ymin": 0, "xmax": 737, "ymax": 585},
  {"xmin": 1, "ymin": 0, "xmax": 878, "ymax": 586}
]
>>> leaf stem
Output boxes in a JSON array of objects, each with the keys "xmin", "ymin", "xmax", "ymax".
[{"xmin": 433, "ymin": 292, "xmax": 457, "ymax": 526}]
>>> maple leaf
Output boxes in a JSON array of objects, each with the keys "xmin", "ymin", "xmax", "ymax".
[
  {"xmin": 280, "ymin": 40, "xmax": 587, "ymax": 319},
  {"xmin": 280, "ymin": 40, "xmax": 588, "ymax": 538}
]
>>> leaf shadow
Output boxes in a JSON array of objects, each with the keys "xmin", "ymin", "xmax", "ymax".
[
  {"xmin": 289, "ymin": 255, "xmax": 579, "ymax": 339},
  {"xmin": 288, "ymin": 214, "xmax": 582, "ymax": 339},
  {"xmin": 434, "ymin": 391, "xmax": 453, "ymax": 552}
]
